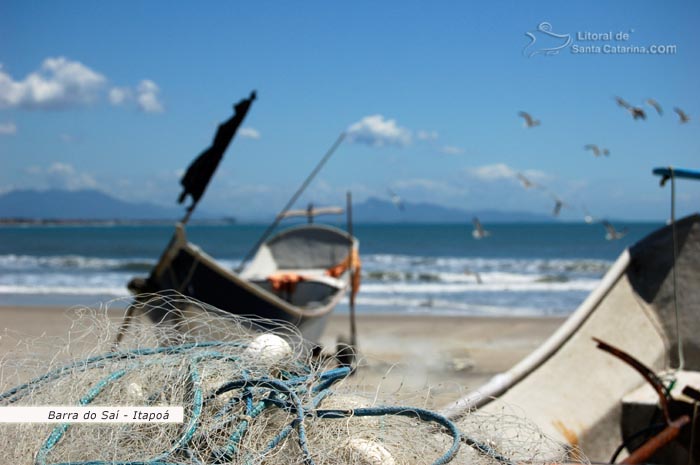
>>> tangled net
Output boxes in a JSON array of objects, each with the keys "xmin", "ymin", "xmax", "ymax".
[{"xmin": 0, "ymin": 293, "xmax": 583, "ymax": 464}]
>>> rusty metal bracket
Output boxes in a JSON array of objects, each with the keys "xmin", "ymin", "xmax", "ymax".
[
  {"xmin": 593, "ymin": 337, "xmax": 697, "ymax": 463},
  {"xmin": 593, "ymin": 337, "xmax": 671, "ymax": 423}
]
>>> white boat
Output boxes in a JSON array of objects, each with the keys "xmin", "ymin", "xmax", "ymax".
[
  {"xmin": 127, "ymin": 220, "xmax": 359, "ymax": 343},
  {"xmin": 443, "ymin": 212, "xmax": 700, "ymax": 463}
]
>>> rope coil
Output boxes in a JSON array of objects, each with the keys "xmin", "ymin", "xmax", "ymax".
[
  {"xmin": 1, "ymin": 296, "xmax": 573, "ymax": 465},
  {"xmin": 3, "ymin": 341, "xmax": 473, "ymax": 465}
]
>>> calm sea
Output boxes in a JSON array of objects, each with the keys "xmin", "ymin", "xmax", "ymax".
[{"xmin": 0, "ymin": 222, "xmax": 662, "ymax": 316}]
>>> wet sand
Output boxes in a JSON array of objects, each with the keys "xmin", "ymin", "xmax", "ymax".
[{"xmin": 0, "ymin": 306, "xmax": 564, "ymax": 408}]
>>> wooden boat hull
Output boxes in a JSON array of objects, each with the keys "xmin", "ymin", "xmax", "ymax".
[{"xmin": 129, "ymin": 223, "xmax": 356, "ymax": 343}]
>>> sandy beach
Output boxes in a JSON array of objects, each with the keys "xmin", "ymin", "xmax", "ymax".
[{"xmin": 0, "ymin": 305, "xmax": 564, "ymax": 408}]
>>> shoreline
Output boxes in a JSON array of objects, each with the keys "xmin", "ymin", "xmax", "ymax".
[{"xmin": 0, "ymin": 306, "xmax": 565, "ymax": 408}]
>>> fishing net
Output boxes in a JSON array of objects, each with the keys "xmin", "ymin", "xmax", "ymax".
[{"xmin": 0, "ymin": 293, "xmax": 585, "ymax": 464}]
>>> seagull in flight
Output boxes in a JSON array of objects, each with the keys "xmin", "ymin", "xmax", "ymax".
[
  {"xmin": 518, "ymin": 111, "xmax": 540, "ymax": 128},
  {"xmin": 602, "ymin": 220, "xmax": 628, "ymax": 240},
  {"xmin": 584, "ymin": 144, "xmax": 610, "ymax": 157},
  {"xmin": 387, "ymin": 189, "xmax": 405, "ymax": 211},
  {"xmin": 551, "ymin": 196, "xmax": 564, "ymax": 217},
  {"xmin": 472, "ymin": 217, "xmax": 491, "ymax": 239},
  {"xmin": 674, "ymin": 107, "xmax": 690, "ymax": 124},
  {"xmin": 614, "ymin": 96, "xmax": 645, "ymax": 120},
  {"xmin": 615, "ymin": 96, "xmax": 631, "ymax": 109},
  {"xmin": 516, "ymin": 172, "xmax": 537, "ymax": 189},
  {"xmin": 629, "ymin": 107, "xmax": 646, "ymax": 120},
  {"xmin": 645, "ymin": 98, "xmax": 663, "ymax": 116}
]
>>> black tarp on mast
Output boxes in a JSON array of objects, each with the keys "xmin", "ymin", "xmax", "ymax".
[{"xmin": 177, "ymin": 91, "xmax": 256, "ymax": 220}]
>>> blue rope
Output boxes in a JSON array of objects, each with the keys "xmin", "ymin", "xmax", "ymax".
[
  {"xmin": 150, "ymin": 355, "xmax": 204, "ymax": 463},
  {"xmin": 34, "ymin": 354, "xmax": 206, "ymax": 465},
  {"xmin": 317, "ymin": 406, "xmax": 461, "ymax": 465},
  {"xmin": 1, "ymin": 341, "xmax": 519, "ymax": 465},
  {"xmin": 36, "ymin": 369, "xmax": 129, "ymax": 464},
  {"xmin": 1, "ymin": 341, "xmax": 243, "ymax": 405}
]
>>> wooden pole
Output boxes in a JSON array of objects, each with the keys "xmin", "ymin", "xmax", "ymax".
[{"xmin": 347, "ymin": 191, "xmax": 357, "ymax": 348}]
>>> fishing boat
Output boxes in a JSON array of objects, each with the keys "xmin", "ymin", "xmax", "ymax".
[
  {"xmin": 442, "ymin": 167, "xmax": 700, "ymax": 464},
  {"xmin": 117, "ymin": 92, "xmax": 360, "ymax": 345},
  {"xmin": 126, "ymin": 215, "xmax": 358, "ymax": 343}
]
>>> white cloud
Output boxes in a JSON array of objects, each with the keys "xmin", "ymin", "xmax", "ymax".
[
  {"xmin": 440, "ymin": 145, "xmax": 464, "ymax": 155},
  {"xmin": 465, "ymin": 163, "xmax": 550, "ymax": 186},
  {"xmin": 347, "ymin": 114, "xmax": 412, "ymax": 147},
  {"xmin": 392, "ymin": 178, "xmax": 467, "ymax": 197},
  {"xmin": 135, "ymin": 79, "xmax": 163, "ymax": 113},
  {"xmin": 108, "ymin": 80, "xmax": 164, "ymax": 113},
  {"xmin": 466, "ymin": 163, "xmax": 517, "ymax": 181},
  {"xmin": 108, "ymin": 86, "xmax": 131, "ymax": 105},
  {"xmin": 416, "ymin": 130, "xmax": 439, "ymax": 141},
  {"xmin": 519, "ymin": 168, "xmax": 549, "ymax": 183},
  {"xmin": 107, "ymin": 81, "xmax": 163, "ymax": 113},
  {"xmin": 0, "ymin": 58, "xmax": 165, "ymax": 114},
  {"xmin": 239, "ymin": 127, "xmax": 261, "ymax": 139},
  {"xmin": 0, "ymin": 58, "xmax": 106, "ymax": 109},
  {"xmin": 26, "ymin": 162, "xmax": 98, "ymax": 190},
  {"xmin": 0, "ymin": 122, "xmax": 17, "ymax": 135}
]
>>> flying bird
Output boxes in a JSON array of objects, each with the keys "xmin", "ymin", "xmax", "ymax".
[
  {"xmin": 387, "ymin": 189, "xmax": 405, "ymax": 211},
  {"xmin": 584, "ymin": 144, "xmax": 610, "ymax": 157},
  {"xmin": 614, "ymin": 96, "xmax": 631, "ymax": 109},
  {"xmin": 629, "ymin": 106, "xmax": 646, "ymax": 120},
  {"xmin": 614, "ymin": 96, "xmax": 645, "ymax": 120},
  {"xmin": 602, "ymin": 220, "xmax": 628, "ymax": 240},
  {"xmin": 516, "ymin": 172, "xmax": 537, "ymax": 189},
  {"xmin": 472, "ymin": 217, "xmax": 491, "ymax": 239},
  {"xmin": 518, "ymin": 111, "xmax": 540, "ymax": 128},
  {"xmin": 551, "ymin": 196, "xmax": 564, "ymax": 217},
  {"xmin": 674, "ymin": 107, "xmax": 690, "ymax": 124},
  {"xmin": 646, "ymin": 98, "xmax": 663, "ymax": 116}
]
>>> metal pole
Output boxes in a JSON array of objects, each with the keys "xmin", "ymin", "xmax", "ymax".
[{"xmin": 235, "ymin": 132, "xmax": 346, "ymax": 273}]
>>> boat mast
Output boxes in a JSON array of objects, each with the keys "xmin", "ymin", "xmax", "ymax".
[
  {"xmin": 346, "ymin": 191, "xmax": 357, "ymax": 350},
  {"xmin": 235, "ymin": 132, "xmax": 346, "ymax": 273}
]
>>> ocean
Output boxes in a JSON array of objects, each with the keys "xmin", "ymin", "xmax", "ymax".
[{"xmin": 0, "ymin": 222, "xmax": 662, "ymax": 316}]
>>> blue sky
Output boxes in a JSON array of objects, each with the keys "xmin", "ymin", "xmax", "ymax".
[{"xmin": 1, "ymin": 1, "xmax": 699, "ymax": 221}]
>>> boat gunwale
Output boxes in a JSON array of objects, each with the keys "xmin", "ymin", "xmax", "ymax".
[{"xmin": 149, "ymin": 222, "xmax": 356, "ymax": 321}]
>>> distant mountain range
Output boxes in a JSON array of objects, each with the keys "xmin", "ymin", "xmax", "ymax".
[
  {"xmin": 351, "ymin": 197, "xmax": 553, "ymax": 223},
  {"xmin": 0, "ymin": 189, "xmax": 554, "ymax": 223},
  {"xmin": 0, "ymin": 189, "xmax": 187, "ymax": 221}
]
